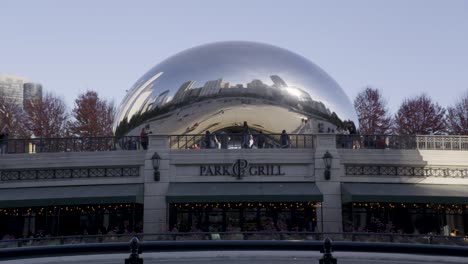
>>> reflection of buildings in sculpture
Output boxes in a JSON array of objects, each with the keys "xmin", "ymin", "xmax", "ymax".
[
  {"xmin": 117, "ymin": 74, "xmax": 338, "ymax": 135},
  {"xmin": 281, "ymin": 86, "xmax": 313, "ymax": 103},
  {"xmin": 199, "ymin": 79, "xmax": 224, "ymax": 97},
  {"xmin": 172, "ymin": 80, "xmax": 196, "ymax": 104},
  {"xmin": 311, "ymin": 101, "xmax": 331, "ymax": 115},
  {"xmin": 183, "ymin": 87, "xmax": 202, "ymax": 102},
  {"xmin": 116, "ymin": 72, "xmax": 163, "ymax": 127},
  {"xmin": 131, "ymin": 88, "xmax": 153, "ymax": 117},
  {"xmin": 151, "ymin": 90, "xmax": 170, "ymax": 110},
  {"xmin": 247, "ymin": 79, "xmax": 268, "ymax": 89},
  {"xmin": 270, "ymin": 75, "xmax": 287, "ymax": 88}
]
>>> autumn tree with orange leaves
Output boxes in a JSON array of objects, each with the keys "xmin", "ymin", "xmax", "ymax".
[{"xmin": 68, "ymin": 91, "xmax": 115, "ymax": 137}]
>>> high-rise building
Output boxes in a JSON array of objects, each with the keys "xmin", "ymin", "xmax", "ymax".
[
  {"xmin": 0, "ymin": 75, "xmax": 43, "ymax": 109},
  {"xmin": 23, "ymin": 83, "xmax": 43, "ymax": 104},
  {"xmin": 0, "ymin": 74, "xmax": 29, "ymax": 105}
]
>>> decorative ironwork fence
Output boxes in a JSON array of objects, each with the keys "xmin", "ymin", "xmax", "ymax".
[
  {"xmin": 0, "ymin": 166, "xmax": 140, "ymax": 182},
  {"xmin": 169, "ymin": 133, "xmax": 314, "ymax": 150},
  {"xmin": 337, "ymin": 135, "xmax": 468, "ymax": 150},
  {"xmin": 345, "ymin": 165, "xmax": 468, "ymax": 178}
]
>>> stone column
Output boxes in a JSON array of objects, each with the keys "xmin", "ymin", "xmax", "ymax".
[
  {"xmin": 143, "ymin": 135, "xmax": 170, "ymax": 234},
  {"xmin": 314, "ymin": 134, "xmax": 342, "ymax": 234}
]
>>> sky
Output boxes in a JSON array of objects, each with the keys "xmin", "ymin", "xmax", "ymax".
[{"xmin": 1, "ymin": 0, "xmax": 467, "ymax": 114}]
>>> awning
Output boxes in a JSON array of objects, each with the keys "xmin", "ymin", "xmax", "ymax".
[
  {"xmin": 166, "ymin": 182, "xmax": 323, "ymax": 203},
  {"xmin": 342, "ymin": 183, "xmax": 468, "ymax": 204},
  {"xmin": 0, "ymin": 184, "xmax": 144, "ymax": 208}
]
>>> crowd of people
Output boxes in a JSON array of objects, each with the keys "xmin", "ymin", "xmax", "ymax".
[{"xmin": 198, "ymin": 122, "xmax": 291, "ymax": 149}]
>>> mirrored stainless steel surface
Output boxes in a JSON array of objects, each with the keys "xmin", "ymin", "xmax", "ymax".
[{"xmin": 114, "ymin": 41, "xmax": 357, "ymax": 135}]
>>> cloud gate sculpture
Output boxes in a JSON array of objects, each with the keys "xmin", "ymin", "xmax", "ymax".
[{"xmin": 114, "ymin": 41, "xmax": 357, "ymax": 136}]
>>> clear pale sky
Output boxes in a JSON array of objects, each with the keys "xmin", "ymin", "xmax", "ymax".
[{"xmin": 1, "ymin": 0, "xmax": 467, "ymax": 114}]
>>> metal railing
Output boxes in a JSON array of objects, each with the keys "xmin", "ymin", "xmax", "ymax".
[
  {"xmin": 1, "ymin": 136, "xmax": 142, "ymax": 154},
  {"xmin": 1, "ymin": 232, "xmax": 467, "ymax": 249},
  {"xmin": 2, "ymin": 237, "xmax": 468, "ymax": 261},
  {"xmin": 169, "ymin": 133, "xmax": 314, "ymax": 150},
  {"xmin": 336, "ymin": 134, "xmax": 468, "ymax": 150}
]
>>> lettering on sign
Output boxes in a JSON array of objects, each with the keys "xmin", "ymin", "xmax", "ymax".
[{"xmin": 200, "ymin": 159, "xmax": 285, "ymax": 179}]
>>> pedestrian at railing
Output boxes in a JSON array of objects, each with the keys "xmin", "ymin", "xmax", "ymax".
[{"xmin": 0, "ymin": 125, "xmax": 9, "ymax": 155}]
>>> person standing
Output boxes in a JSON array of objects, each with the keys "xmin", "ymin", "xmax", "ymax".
[
  {"xmin": 0, "ymin": 125, "xmax": 9, "ymax": 155},
  {"xmin": 219, "ymin": 131, "xmax": 230, "ymax": 149},
  {"xmin": 280, "ymin": 130, "xmax": 290, "ymax": 148},
  {"xmin": 256, "ymin": 130, "xmax": 266, "ymax": 148},
  {"xmin": 204, "ymin": 131, "xmax": 212, "ymax": 149},
  {"xmin": 140, "ymin": 126, "xmax": 149, "ymax": 150},
  {"xmin": 242, "ymin": 121, "xmax": 250, "ymax": 149}
]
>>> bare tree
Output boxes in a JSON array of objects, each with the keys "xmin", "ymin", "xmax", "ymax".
[
  {"xmin": 447, "ymin": 92, "xmax": 468, "ymax": 135},
  {"xmin": 354, "ymin": 87, "xmax": 392, "ymax": 134},
  {"xmin": 24, "ymin": 92, "xmax": 69, "ymax": 138},
  {"xmin": 394, "ymin": 94, "xmax": 446, "ymax": 135},
  {"xmin": 0, "ymin": 96, "xmax": 29, "ymax": 138},
  {"xmin": 68, "ymin": 91, "xmax": 115, "ymax": 137}
]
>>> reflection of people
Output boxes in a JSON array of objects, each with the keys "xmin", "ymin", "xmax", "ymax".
[
  {"xmin": 242, "ymin": 121, "xmax": 250, "ymax": 148},
  {"xmin": 450, "ymin": 229, "xmax": 459, "ymax": 236},
  {"xmin": 191, "ymin": 144, "xmax": 200, "ymax": 150},
  {"xmin": 0, "ymin": 125, "xmax": 9, "ymax": 155},
  {"xmin": 219, "ymin": 131, "xmax": 230, "ymax": 149},
  {"xmin": 280, "ymin": 130, "xmax": 290, "ymax": 148}
]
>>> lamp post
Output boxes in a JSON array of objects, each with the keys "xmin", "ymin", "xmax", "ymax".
[
  {"xmin": 322, "ymin": 151, "xmax": 333, "ymax": 180},
  {"xmin": 151, "ymin": 152, "xmax": 161, "ymax": 181}
]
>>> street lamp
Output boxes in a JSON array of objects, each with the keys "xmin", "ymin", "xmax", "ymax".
[
  {"xmin": 322, "ymin": 151, "xmax": 333, "ymax": 180},
  {"xmin": 151, "ymin": 152, "xmax": 161, "ymax": 181}
]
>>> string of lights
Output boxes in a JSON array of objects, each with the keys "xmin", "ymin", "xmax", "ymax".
[
  {"xmin": 351, "ymin": 202, "xmax": 468, "ymax": 212},
  {"xmin": 0, "ymin": 204, "xmax": 140, "ymax": 216},
  {"xmin": 171, "ymin": 202, "xmax": 319, "ymax": 210}
]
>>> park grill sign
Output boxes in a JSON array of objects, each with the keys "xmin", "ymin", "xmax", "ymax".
[{"xmin": 200, "ymin": 159, "xmax": 285, "ymax": 179}]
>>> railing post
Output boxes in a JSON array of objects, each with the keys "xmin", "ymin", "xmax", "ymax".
[
  {"xmin": 125, "ymin": 237, "xmax": 143, "ymax": 264},
  {"xmin": 319, "ymin": 237, "xmax": 337, "ymax": 264}
]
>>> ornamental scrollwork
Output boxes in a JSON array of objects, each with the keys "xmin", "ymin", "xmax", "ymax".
[
  {"xmin": 0, "ymin": 166, "xmax": 140, "ymax": 182},
  {"xmin": 345, "ymin": 165, "xmax": 468, "ymax": 178}
]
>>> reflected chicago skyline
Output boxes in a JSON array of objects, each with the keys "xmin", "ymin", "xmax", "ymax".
[{"xmin": 114, "ymin": 41, "xmax": 357, "ymax": 136}]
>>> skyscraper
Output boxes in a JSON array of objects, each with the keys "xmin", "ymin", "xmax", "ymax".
[
  {"xmin": 23, "ymin": 83, "xmax": 43, "ymax": 102},
  {"xmin": 0, "ymin": 75, "xmax": 43, "ymax": 108},
  {"xmin": 0, "ymin": 74, "xmax": 29, "ymax": 105}
]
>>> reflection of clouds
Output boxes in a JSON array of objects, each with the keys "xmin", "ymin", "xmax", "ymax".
[{"xmin": 114, "ymin": 41, "xmax": 357, "ymax": 132}]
